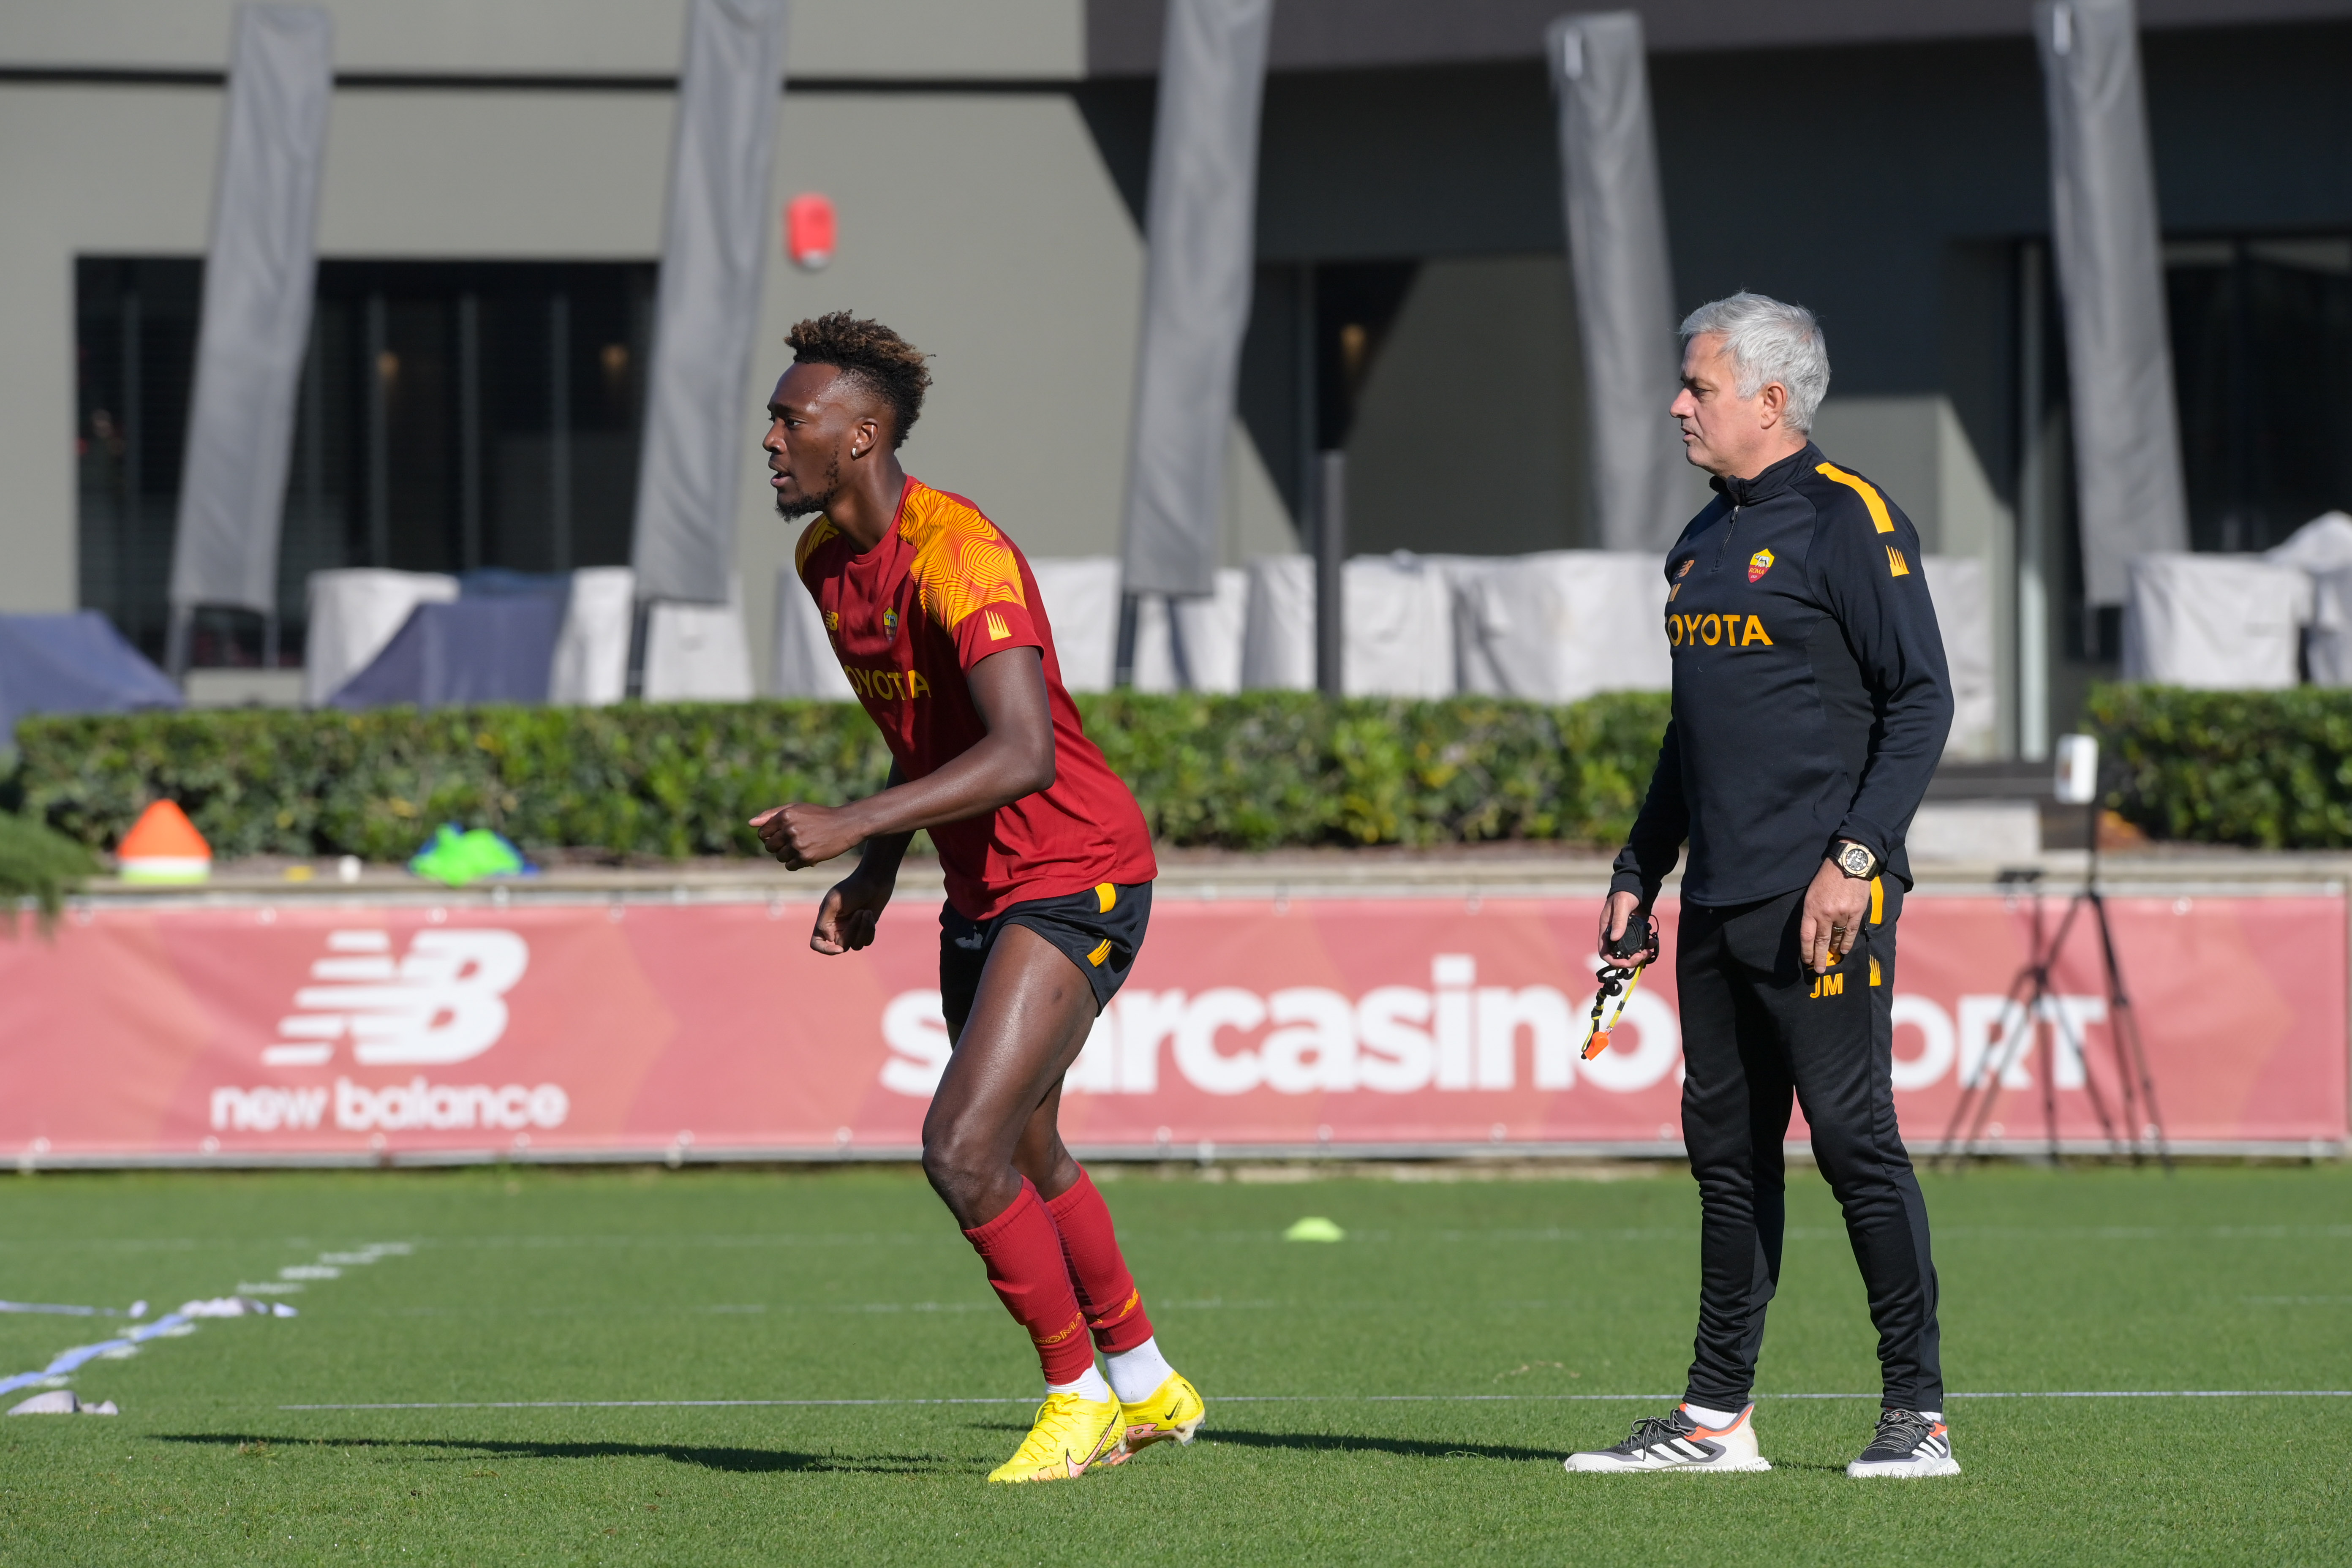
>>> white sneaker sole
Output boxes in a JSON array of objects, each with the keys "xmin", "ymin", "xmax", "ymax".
[
  {"xmin": 1847, "ymin": 1456, "xmax": 1960, "ymax": 1478},
  {"xmin": 1564, "ymin": 1455, "xmax": 1772, "ymax": 1474}
]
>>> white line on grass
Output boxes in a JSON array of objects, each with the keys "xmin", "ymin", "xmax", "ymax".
[{"xmin": 278, "ymin": 1390, "xmax": 2352, "ymax": 1412}]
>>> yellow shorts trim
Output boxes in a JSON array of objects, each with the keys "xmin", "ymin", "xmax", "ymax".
[
  {"xmin": 1085, "ymin": 938, "xmax": 1113, "ymax": 968},
  {"xmin": 1868, "ymin": 954, "xmax": 1882, "ymax": 988},
  {"xmin": 1869, "ymin": 875, "xmax": 1884, "ymax": 926},
  {"xmin": 1094, "ymin": 883, "xmax": 1116, "ymax": 914}
]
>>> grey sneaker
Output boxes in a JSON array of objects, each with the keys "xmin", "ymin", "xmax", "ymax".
[
  {"xmin": 1563, "ymin": 1403, "xmax": 1770, "ymax": 1473},
  {"xmin": 1846, "ymin": 1408, "xmax": 1959, "ymax": 1478}
]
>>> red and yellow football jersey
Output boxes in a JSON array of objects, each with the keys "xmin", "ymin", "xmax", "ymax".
[{"xmin": 794, "ymin": 477, "xmax": 1157, "ymax": 920}]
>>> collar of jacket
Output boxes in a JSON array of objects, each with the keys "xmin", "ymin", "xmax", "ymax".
[{"xmin": 1709, "ymin": 441, "xmax": 1821, "ymax": 508}]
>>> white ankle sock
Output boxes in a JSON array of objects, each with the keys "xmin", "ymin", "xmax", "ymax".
[
  {"xmin": 1047, "ymin": 1365, "xmax": 1112, "ymax": 1403},
  {"xmin": 1104, "ymin": 1338, "xmax": 1176, "ymax": 1404},
  {"xmin": 1920, "ymin": 1410, "xmax": 1942, "ymax": 1423},
  {"xmin": 1681, "ymin": 1401, "xmax": 1741, "ymax": 1429}
]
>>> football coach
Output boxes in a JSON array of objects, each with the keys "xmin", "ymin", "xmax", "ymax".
[{"xmin": 1563, "ymin": 293, "xmax": 1958, "ymax": 1480}]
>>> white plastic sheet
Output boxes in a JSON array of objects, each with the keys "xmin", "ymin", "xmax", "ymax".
[
  {"xmin": 2264, "ymin": 512, "xmax": 2352, "ymax": 686},
  {"xmin": 2120, "ymin": 553, "xmax": 2311, "ymax": 689},
  {"xmin": 1241, "ymin": 555, "xmax": 1315, "ymax": 691},
  {"xmin": 1132, "ymin": 572, "xmax": 1248, "ymax": 693},
  {"xmin": 302, "ymin": 569, "xmax": 458, "ymax": 706},
  {"xmin": 549, "ymin": 568, "xmax": 635, "ymax": 707},
  {"xmin": 770, "ymin": 564, "xmax": 854, "ymax": 699},
  {"xmin": 630, "ymin": 0, "xmax": 791, "ymax": 605},
  {"xmin": 1922, "ymin": 555, "xmax": 1996, "ymax": 757},
  {"xmin": 1026, "ymin": 558, "xmax": 1124, "ymax": 694},
  {"xmin": 168, "ymin": 4, "xmax": 334, "ymax": 619},
  {"xmin": 642, "ymin": 577, "xmax": 754, "ymax": 701},
  {"xmin": 1451, "ymin": 551, "xmax": 1670, "ymax": 703}
]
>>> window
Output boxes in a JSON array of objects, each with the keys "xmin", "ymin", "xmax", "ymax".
[
  {"xmin": 75, "ymin": 258, "xmax": 655, "ymax": 664},
  {"xmin": 2165, "ymin": 236, "xmax": 2352, "ymax": 553}
]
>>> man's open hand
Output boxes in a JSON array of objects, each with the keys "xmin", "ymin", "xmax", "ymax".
[
  {"xmin": 750, "ymin": 802, "xmax": 863, "ymax": 870},
  {"xmin": 1798, "ymin": 856, "xmax": 1873, "ymax": 974}
]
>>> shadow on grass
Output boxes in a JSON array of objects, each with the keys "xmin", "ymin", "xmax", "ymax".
[
  {"xmin": 967, "ymin": 1422, "xmax": 1558, "ymax": 1465},
  {"xmin": 152, "ymin": 1433, "xmax": 946, "ymax": 1476}
]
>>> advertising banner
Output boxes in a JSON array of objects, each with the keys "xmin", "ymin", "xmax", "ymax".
[{"xmin": 0, "ymin": 893, "xmax": 2341, "ymax": 1162}]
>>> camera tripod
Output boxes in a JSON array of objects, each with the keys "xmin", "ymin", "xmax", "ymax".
[{"xmin": 1938, "ymin": 788, "xmax": 2171, "ymax": 1171}]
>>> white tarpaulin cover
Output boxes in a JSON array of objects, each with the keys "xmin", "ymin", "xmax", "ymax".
[
  {"xmin": 1546, "ymin": 14, "xmax": 1688, "ymax": 554},
  {"xmin": 2034, "ymin": 0, "xmax": 2190, "ymax": 605},
  {"xmin": 549, "ymin": 568, "xmax": 635, "ymax": 707},
  {"xmin": 1922, "ymin": 555, "xmax": 1996, "ymax": 757},
  {"xmin": 302, "ymin": 570, "xmax": 457, "ymax": 706},
  {"xmin": 1241, "ymin": 555, "xmax": 1315, "ymax": 691},
  {"xmin": 642, "ymin": 577, "xmax": 755, "ymax": 701},
  {"xmin": 1028, "ymin": 558, "xmax": 1124, "ymax": 694},
  {"xmin": 167, "ymin": 5, "xmax": 333, "ymax": 619},
  {"xmin": 1118, "ymin": 0, "xmax": 1274, "ymax": 598},
  {"xmin": 1238, "ymin": 553, "xmax": 1456, "ymax": 698},
  {"xmin": 630, "ymin": 0, "xmax": 790, "ymax": 606},
  {"xmin": 2121, "ymin": 554, "xmax": 2311, "ymax": 689},
  {"xmin": 1450, "ymin": 550, "xmax": 1670, "ymax": 703},
  {"xmin": 770, "ymin": 565, "xmax": 854, "ymax": 699},
  {"xmin": 1133, "ymin": 573, "xmax": 1248, "ymax": 693},
  {"xmin": 2267, "ymin": 513, "xmax": 2352, "ymax": 686}
]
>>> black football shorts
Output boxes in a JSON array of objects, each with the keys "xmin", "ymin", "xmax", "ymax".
[{"xmin": 938, "ymin": 880, "xmax": 1152, "ymax": 1040}]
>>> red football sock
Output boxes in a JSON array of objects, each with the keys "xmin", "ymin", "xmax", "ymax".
[
  {"xmin": 1045, "ymin": 1167, "xmax": 1156, "ymax": 1356},
  {"xmin": 962, "ymin": 1178, "xmax": 1095, "ymax": 1386}
]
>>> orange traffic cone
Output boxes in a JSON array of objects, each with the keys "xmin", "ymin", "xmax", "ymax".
[{"xmin": 117, "ymin": 801, "xmax": 212, "ymax": 883}]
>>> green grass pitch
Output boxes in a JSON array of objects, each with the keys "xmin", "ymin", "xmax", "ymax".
[{"xmin": 0, "ymin": 1161, "xmax": 2346, "ymax": 1565}]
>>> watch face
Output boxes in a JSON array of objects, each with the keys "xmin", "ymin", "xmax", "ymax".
[{"xmin": 1841, "ymin": 845, "xmax": 1873, "ymax": 877}]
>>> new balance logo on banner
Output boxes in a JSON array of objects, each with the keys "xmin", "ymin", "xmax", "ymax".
[{"xmin": 264, "ymin": 928, "xmax": 530, "ymax": 1068}]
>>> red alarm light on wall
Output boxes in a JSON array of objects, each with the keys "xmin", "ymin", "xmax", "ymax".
[{"xmin": 786, "ymin": 193, "xmax": 835, "ymax": 270}]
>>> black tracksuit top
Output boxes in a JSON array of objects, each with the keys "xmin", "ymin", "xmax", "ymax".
[{"xmin": 1609, "ymin": 441, "xmax": 1954, "ymax": 909}]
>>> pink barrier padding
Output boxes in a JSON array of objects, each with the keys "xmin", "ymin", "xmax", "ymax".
[{"xmin": 0, "ymin": 893, "xmax": 2341, "ymax": 1158}]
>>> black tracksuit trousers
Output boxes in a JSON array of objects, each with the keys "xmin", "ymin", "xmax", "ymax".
[{"xmin": 1676, "ymin": 878, "xmax": 1944, "ymax": 1413}]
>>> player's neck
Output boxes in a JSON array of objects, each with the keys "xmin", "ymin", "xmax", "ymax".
[{"xmin": 826, "ymin": 457, "xmax": 912, "ymax": 553}]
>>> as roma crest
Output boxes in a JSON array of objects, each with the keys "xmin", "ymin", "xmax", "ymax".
[
  {"xmin": 1747, "ymin": 547, "xmax": 1775, "ymax": 584},
  {"xmin": 882, "ymin": 608, "xmax": 900, "ymax": 640}
]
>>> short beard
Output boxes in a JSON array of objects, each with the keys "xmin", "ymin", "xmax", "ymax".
[{"xmin": 773, "ymin": 457, "xmax": 843, "ymax": 520}]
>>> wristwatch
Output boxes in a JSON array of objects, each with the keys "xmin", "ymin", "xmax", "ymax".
[{"xmin": 1832, "ymin": 840, "xmax": 1878, "ymax": 880}]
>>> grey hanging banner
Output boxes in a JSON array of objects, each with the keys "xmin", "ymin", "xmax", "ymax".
[
  {"xmin": 631, "ymin": 0, "xmax": 791, "ymax": 605},
  {"xmin": 167, "ymin": 4, "xmax": 333, "ymax": 618},
  {"xmin": 2035, "ymin": 0, "xmax": 2189, "ymax": 606},
  {"xmin": 1119, "ymin": 0, "xmax": 1274, "ymax": 600},
  {"xmin": 1548, "ymin": 12, "xmax": 1688, "ymax": 555}
]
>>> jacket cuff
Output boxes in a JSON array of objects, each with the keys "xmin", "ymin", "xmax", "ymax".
[{"xmin": 1607, "ymin": 868, "xmax": 1653, "ymax": 903}]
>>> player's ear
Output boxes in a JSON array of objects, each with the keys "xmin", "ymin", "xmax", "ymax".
[{"xmin": 849, "ymin": 415, "xmax": 882, "ymax": 461}]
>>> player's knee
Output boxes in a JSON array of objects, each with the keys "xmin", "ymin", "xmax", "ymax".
[{"xmin": 920, "ymin": 1132, "xmax": 999, "ymax": 1209}]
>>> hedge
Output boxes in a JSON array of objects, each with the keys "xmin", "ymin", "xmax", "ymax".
[
  {"xmin": 9, "ymin": 691, "xmax": 1674, "ymax": 863},
  {"xmin": 0, "ymin": 811, "xmax": 99, "ymax": 929},
  {"xmin": 2089, "ymin": 683, "xmax": 2352, "ymax": 849}
]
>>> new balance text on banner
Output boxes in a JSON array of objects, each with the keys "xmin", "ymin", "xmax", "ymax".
[{"xmin": 0, "ymin": 897, "xmax": 2340, "ymax": 1160}]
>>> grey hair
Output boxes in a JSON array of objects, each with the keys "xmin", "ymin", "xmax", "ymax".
[{"xmin": 1679, "ymin": 292, "xmax": 1831, "ymax": 433}]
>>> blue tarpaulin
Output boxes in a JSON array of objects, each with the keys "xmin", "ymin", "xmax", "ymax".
[
  {"xmin": 0, "ymin": 612, "xmax": 183, "ymax": 742},
  {"xmin": 330, "ymin": 597, "xmax": 563, "ymax": 709}
]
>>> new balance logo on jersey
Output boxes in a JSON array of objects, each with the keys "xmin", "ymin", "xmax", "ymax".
[{"xmin": 985, "ymin": 610, "xmax": 1011, "ymax": 641}]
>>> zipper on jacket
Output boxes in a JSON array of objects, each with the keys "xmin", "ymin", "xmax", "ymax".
[{"xmin": 1711, "ymin": 505, "xmax": 1740, "ymax": 574}]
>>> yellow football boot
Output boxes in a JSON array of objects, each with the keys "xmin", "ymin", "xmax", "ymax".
[
  {"xmin": 985, "ymin": 1390, "xmax": 1126, "ymax": 1484},
  {"xmin": 1100, "ymin": 1371, "xmax": 1205, "ymax": 1465}
]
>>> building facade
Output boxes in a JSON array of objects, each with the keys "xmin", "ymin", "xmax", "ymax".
[{"xmin": 6, "ymin": 0, "xmax": 2351, "ymax": 746}]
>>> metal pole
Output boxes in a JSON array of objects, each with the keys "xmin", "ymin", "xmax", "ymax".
[
  {"xmin": 1315, "ymin": 449, "xmax": 1345, "ymax": 698},
  {"xmin": 2017, "ymin": 241, "xmax": 2051, "ymax": 761},
  {"xmin": 366, "ymin": 290, "xmax": 390, "ymax": 568},
  {"xmin": 458, "ymin": 291, "xmax": 482, "ymax": 573}
]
